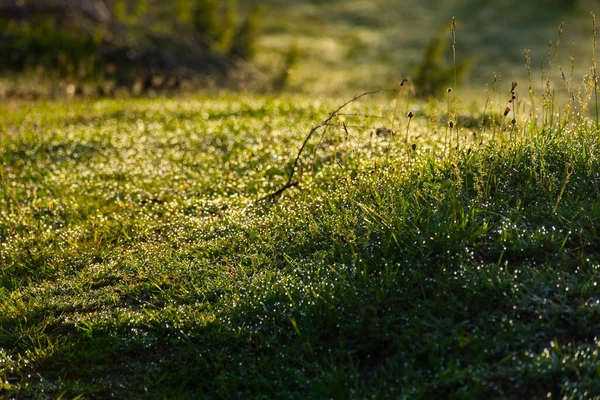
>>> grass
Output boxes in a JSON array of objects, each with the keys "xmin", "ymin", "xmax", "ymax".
[
  {"xmin": 3, "ymin": 5, "xmax": 600, "ymax": 397},
  {"xmin": 1, "ymin": 83, "xmax": 600, "ymax": 399},
  {"xmin": 246, "ymin": 0, "xmax": 600, "ymax": 95}
]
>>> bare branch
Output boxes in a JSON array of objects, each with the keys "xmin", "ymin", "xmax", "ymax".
[{"xmin": 256, "ymin": 89, "xmax": 395, "ymax": 204}]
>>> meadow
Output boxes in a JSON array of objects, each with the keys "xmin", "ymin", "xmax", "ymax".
[
  {"xmin": 2, "ymin": 85, "xmax": 600, "ymax": 398},
  {"xmin": 3, "ymin": 1, "xmax": 600, "ymax": 399},
  {"xmin": 248, "ymin": 0, "xmax": 600, "ymax": 94}
]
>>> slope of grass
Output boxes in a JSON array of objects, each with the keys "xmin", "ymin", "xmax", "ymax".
[{"xmin": 1, "ymin": 91, "xmax": 600, "ymax": 398}]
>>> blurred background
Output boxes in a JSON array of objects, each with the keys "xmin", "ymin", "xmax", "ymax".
[{"xmin": 1, "ymin": 0, "xmax": 599, "ymax": 98}]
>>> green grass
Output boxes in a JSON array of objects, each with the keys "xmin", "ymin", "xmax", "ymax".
[
  {"xmin": 2, "ymin": 88, "xmax": 600, "ymax": 398},
  {"xmin": 247, "ymin": 0, "xmax": 600, "ymax": 95}
]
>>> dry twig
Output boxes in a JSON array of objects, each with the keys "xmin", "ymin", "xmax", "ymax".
[{"xmin": 256, "ymin": 89, "xmax": 395, "ymax": 203}]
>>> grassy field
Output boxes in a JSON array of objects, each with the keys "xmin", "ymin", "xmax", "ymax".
[
  {"xmin": 248, "ymin": 0, "xmax": 600, "ymax": 95},
  {"xmin": 2, "ymin": 80, "xmax": 600, "ymax": 398},
  {"xmin": 4, "ymin": 2, "xmax": 600, "ymax": 399}
]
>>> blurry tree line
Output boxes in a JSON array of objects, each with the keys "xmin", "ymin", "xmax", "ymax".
[{"xmin": 0, "ymin": 0, "xmax": 263, "ymax": 90}]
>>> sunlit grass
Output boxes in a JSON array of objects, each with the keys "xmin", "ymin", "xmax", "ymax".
[{"xmin": 1, "ymin": 86, "xmax": 600, "ymax": 398}]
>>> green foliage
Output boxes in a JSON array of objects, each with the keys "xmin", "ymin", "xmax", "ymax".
[
  {"xmin": 0, "ymin": 17, "xmax": 102, "ymax": 79},
  {"xmin": 191, "ymin": 0, "xmax": 221, "ymax": 41},
  {"xmin": 113, "ymin": 0, "xmax": 127, "ymax": 21},
  {"xmin": 230, "ymin": 5, "xmax": 264, "ymax": 60},
  {"xmin": 413, "ymin": 22, "xmax": 473, "ymax": 97},
  {"xmin": 273, "ymin": 43, "xmax": 301, "ymax": 90},
  {"xmin": 219, "ymin": 0, "xmax": 238, "ymax": 53},
  {"xmin": 176, "ymin": 0, "xmax": 193, "ymax": 23},
  {"xmin": 191, "ymin": 0, "xmax": 239, "ymax": 54},
  {"xmin": 0, "ymin": 0, "xmax": 261, "ymax": 87},
  {"xmin": 187, "ymin": 0, "xmax": 264, "ymax": 59},
  {"xmin": 113, "ymin": 0, "xmax": 150, "ymax": 25}
]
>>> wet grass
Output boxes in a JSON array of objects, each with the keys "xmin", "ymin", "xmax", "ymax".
[{"xmin": 2, "ymin": 91, "xmax": 600, "ymax": 399}]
